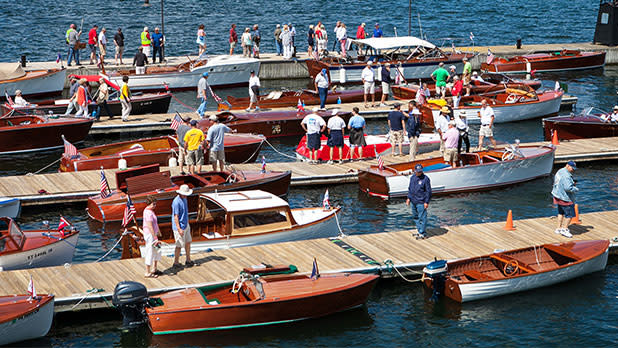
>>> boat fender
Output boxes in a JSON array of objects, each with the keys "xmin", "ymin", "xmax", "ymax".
[
  {"xmin": 168, "ymin": 157, "xmax": 178, "ymax": 168},
  {"xmin": 118, "ymin": 158, "xmax": 128, "ymax": 170},
  {"xmin": 526, "ymin": 61, "xmax": 531, "ymax": 73},
  {"xmin": 339, "ymin": 66, "xmax": 346, "ymax": 84}
]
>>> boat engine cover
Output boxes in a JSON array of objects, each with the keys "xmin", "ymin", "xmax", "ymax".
[
  {"xmin": 423, "ymin": 259, "xmax": 448, "ymax": 276},
  {"xmin": 112, "ymin": 281, "xmax": 147, "ymax": 306}
]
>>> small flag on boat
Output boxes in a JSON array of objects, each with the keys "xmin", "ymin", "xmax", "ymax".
[
  {"xmin": 377, "ymin": 154, "xmax": 384, "ymax": 170},
  {"xmin": 62, "ymin": 135, "xmax": 78, "ymax": 157},
  {"xmin": 170, "ymin": 114, "xmax": 183, "ymax": 130},
  {"xmin": 310, "ymin": 257, "xmax": 320, "ymax": 280},
  {"xmin": 297, "ymin": 99, "xmax": 304, "ymax": 112},
  {"xmin": 4, "ymin": 90, "xmax": 14, "ymax": 106},
  {"xmin": 486, "ymin": 48, "xmax": 494, "ymax": 65},
  {"xmin": 56, "ymin": 53, "xmax": 61, "ymax": 63},
  {"xmin": 100, "ymin": 169, "xmax": 111, "ymax": 198},
  {"xmin": 122, "ymin": 196, "xmax": 136, "ymax": 227},
  {"xmin": 530, "ymin": 69, "xmax": 537, "ymax": 77},
  {"xmin": 469, "ymin": 32, "xmax": 475, "ymax": 42},
  {"xmin": 28, "ymin": 275, "xmax": 36, "ymax": 299},
  {"xmin": 57, "ymin": 216, "xmax": 71, "ymax": 237},
  {"xmin": 261, "ymin": 156, "xmax": 266, "ymax": 173},
  {"xmin": 322, "ymin": 189, "xmax": 330, "ymax": 210}
]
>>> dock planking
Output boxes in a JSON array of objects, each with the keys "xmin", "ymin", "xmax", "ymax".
[{"xmin": 0, "ymin": 210, "xmax": 616, "ymax": 313}]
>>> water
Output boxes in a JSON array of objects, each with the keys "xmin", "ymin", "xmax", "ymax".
[{"xmin": 3, "ymin": 1, "xmax": 618, "ymax": 346}]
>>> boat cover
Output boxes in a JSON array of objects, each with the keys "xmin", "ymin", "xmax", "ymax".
[
  {"xmin": 0, "ymin": 63, "xmax": 26, "ymax": 81},
  {"xmin": 349, "ymin": 36, "xmax": 436, "ymax": 50},
  {"xmin": 69, "ymin": 74, "xmax": 120, "ymax": 91}
]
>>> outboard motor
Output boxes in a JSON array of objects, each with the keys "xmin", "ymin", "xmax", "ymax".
[
  {"xmin": 112, "ymin": 281, "xmax": 148, "ymax": 330},
  {"xmin": 422, "ymin": 259, "xmax": 448, "ymax": 302}
]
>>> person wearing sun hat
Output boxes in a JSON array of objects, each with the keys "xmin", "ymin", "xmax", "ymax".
[
  {"xmin": 435, "ymin": 106, "xmax": 450, "ymax": 154},
  {"xmin": 172, "ymin": 184, "xmax": 194, "ymax": 269},
  {"xmin": 551, "ymin": 161, "xmax": 578, "ymax": 238}
]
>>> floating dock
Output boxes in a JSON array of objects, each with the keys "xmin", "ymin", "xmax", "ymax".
[
  {"xmin": 0, "ymin": 210, "xmax": 615, "ymax": 313},
  {"xmin": 3, "ymin": 137, "xmax": 618, "ymax": 206}
]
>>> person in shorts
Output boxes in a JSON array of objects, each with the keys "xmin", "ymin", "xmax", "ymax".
[
  {"xmin": 477, "ymin": 99, "xmax": 497, "ymax": 150},
  {"xmin": 326, "ymin": 112, "xmax": 346, "ymax": 164},
  {"xmin": 301, "ymin": 107, "xmax": 326, "ymax": 164},
  {"xmin": 172, "ymin": 184, "xmax": 193, "ymax": 269},
  {"xmin": 379, "ymin": 63, "xmax": 392, "ymax": 106},
  {"xmin": 175, "ymin": 117, "xmax": 191, "ymax": 175},
  {"xmin": 114, "ymin": 28, "xmax": 125, "ymax": 65},
  {"xmin": 551, "ymin": 161, "xmax": 578, "ymax": 238},
  {"xmin": 361, "ymin": 61, "xmax": 376, "ymax": 108},
  {"xmin": 442, "ymin": 121, "xmax": 460, "ymax": 167},
  {"xmin": 206, "ymin": 115, "xmax": 235, "ymax": 171},
  {"xmin": 387, "ymin": 103, "xmax": 406, "ymax": 156},
  {"xmin": 183, "ymin": 120, "xmax": 205, "ymax": 174},
  {"xmin": 347, "ymin": 107, "xmax": 366, "ymax": 160}
]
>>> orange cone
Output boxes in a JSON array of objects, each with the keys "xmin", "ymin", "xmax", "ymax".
[
  {"xmin": 572, "ymin": 204, "xmax": 582, "ymax": 224},
  {"xmin": 551, "ymin": 130, "xmax": 560, "ymax": 145},
  {"xmin": 504, "ymin": 210, "xmax": 516, "ymax": 230}
]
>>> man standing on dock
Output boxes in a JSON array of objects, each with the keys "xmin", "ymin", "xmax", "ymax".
[
  {"xmin": 406, "ymin": 163, "xmax": 431, "ymax": 239},
  {"xmin": 551, "ymin": 161, "xmax": 578, "ymax": 238},
  {"xmin": 477, "ymin": 99, "xmax": 496, "ymax": 150},
  {"xmin": 120, "ymin": 75, "xmax": 132, "ymax": 122},
  {"xmin": 362, "ymin": 61, "xmax": 376, "ymax": 108},
  {"xmin": 229, "ymin": 24, "xmax": 238, "ymax": 55},
  {"xmin": 176, "ymin": 117, "xmax": 191, "ymax": 175},
  {"xmin": 379, "ymin": 63, "xmax": 392, "ymax": 106},
  {"xmin": 274, "ymin": 24, "xmax": 282, "ymax": 56},
  {"xmin": 141, "ymin": 26, "xmax": 152, "ymax": 57},
  {"xmin": 66, "ymin": 23, "xmax": 81, "ymax": 66},
  {"xmin": 442, "ymin": 121, "xmax": 460, "ymax": 167},
  {"xmin": 301, "ymin": 107, "xmax": 326, "ymax": 164},
  {"xmin": 151, "ymin": 27, "xmax": 164, "ymax": 63},
  {"xmin": 206, "ymin": 115, "xmax": 236, "ymax": 172},
  {"xmin": 114, "ymin": 28, "xmax": 125, "ymax": 65},
  {"xmin": 172, "ymin": 184, "xmax": 194, "ymax": 269},
  {"xmin": 431, "ymin": 62, "xmax": 449, "ymax": 99},
  {"xmin": 133, "ymin": 47, "xmax": 148, "ymax": 74},
  {"xmin": 405, "ymin": 101, "xmax": 422, "ymax": 161},
  {"xmin": 183, "ymin": 120, "xmax": 206, "ymax": 174},
  {"xmin": 462, "ymin": 57, "xmax": 472, "ymax": 96},
  {"xmin": 87, "ymin": 24, "xmax": 98, "ymax": 65},
  {"xmin": 197, "ymin": 72, "xmax": 210, "ymax": 118},
  {"xmin": 247, "ymin": 70, "xmax": 260, "ymax": 111},
  {"xmin": 388, "ymin": 103, "xmax": 406, "ymax": 156}
]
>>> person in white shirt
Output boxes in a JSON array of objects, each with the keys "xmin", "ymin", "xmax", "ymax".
[
  {"xmin": 435, "ymin": 107, "xmax": 450, "ymax": 155},
  {"xmin": 455, "ymin": 112, "xmax": 470, "ymax": 154},
  {"xmin": 605, "ymin": 106, "xmax": 618, "ymax": 122},
  {"xmin": 326, "ymin": 114, "xmax": 346, "ymax": 164},
  {"xmin": 13, "ymin": 90, "xmax": 29, "ymax": 106},
  {"xmin": 301, "ymin": 107, "xmax": 326, "ymax": 164},
  {"xmin": 478, "ymin": 99, "xmax": 497, "ymax": 149},
  {"xmin": 471, "ymin": 71, "xmax": 485, "ymax": 83},
  {"xmin": 314, "ymin": 68, "xmax": 329, "ymax": 110},
  {"xmin": 361, "ymin": 61, "xmax": 375, "ymax": 108},
  {"xmin": 247, "ymin": 70, "xmax": 260, "ymax": 111},
  {"xmin": 98, "ymin": 27, "xmax": 108, "ymax": 65}
]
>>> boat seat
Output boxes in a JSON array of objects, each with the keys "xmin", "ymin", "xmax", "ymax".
[
  {"xmin": 529, "ymin": 260, "xmax": 559, "ymax": 272},
  {"xmin": 423, "ymin": 163, "xmax": 451, "ymax": 172},
  {"xmin": 463, "ymin": 270, "xmax": 495, "ymax": 281},
  {"xmin": 482, "ymin": 155, "xmax": 500, "ymax": 163}
]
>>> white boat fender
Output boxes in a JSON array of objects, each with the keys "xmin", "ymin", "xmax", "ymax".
[
  {"xmin": 118, "ymin": 158, "xmax": 127, "ymax": 170},
  {"xmin": 339, "ymin": 66, "xmax": 346, "ymax": 84},
  {"xmin": 526, "ymin": 61, "xmax": 531, "ymax": 73},
  {"xmin": 168, "ymin": 157, "xmax": 178, "ymax": 167}
]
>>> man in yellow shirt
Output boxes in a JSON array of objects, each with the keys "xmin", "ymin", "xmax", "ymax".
[{"xmin": 183, "ymin": 120, "xmax": 205, "ymax": 174}]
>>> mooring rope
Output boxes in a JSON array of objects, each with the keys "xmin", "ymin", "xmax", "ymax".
[
  {"xmin": 27, "ymin": 158, "xmax": 62, "ymax": 175},
  {"xmin": 95, "ymin": 230, "xmax": 131, "ymax": 263},
  {"xmin": 262, "ymin": 137, "xmax": 298, "ymax": 160},
  {"xmin": 383, "ymin": 259, "xmax": 423, "ymax": 283}
]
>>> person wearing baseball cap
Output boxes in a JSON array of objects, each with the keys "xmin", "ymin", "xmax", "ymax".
[
  {"xmin": 406, "ymin": 163, "xmax": 431, "ymax": 239},
  {"xmin": 206, "ymin": 113, "xmax": 236, "ymax": 171},
  {"xmin": 551, "ymin": 161, "xmax": 578, "ymax": 238},
  {"xmin": 183, "ymin": 119, "xmax": 205, "ymax": 174},
  {"xmin": 197, "ymin": 72, "xmax": 211, "ymax": 119},
  {"xmin": 172, "ymin": 184, "xmax": 194, "ymax": 269}
]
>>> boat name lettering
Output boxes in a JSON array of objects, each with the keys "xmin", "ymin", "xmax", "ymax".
[{"xmin": 27, "ymin": 250, "xmax": 47, "ymax": 260}]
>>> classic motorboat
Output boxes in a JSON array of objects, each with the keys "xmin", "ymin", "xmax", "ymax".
[
  {"xmin": 225, "ymin": 88, "xmax": 383, "ymax": 110},
  {"xmin": 107, "ymin": 55, "xmax": 260, "ymax": 92},
  {"xmin": 542, "ymin": 106, "xmax": 618, "ymax": 140},
  {"xmin": 123, "ymin": 190, "xmax": 341, "ymax": 257},
  {"xmin": 0, "ymin": 197, "xmax": 21, "ymax": 218},
  {"xmin": 481, "ymin": 50, "xmax": 606, "ymax": 74},
  {"xmin": 0, "ymin": 217, "xmax": 79, "ymax": 271},
  {"xmin": 358, "ymin": 145, "xmax": 555, "ymax": 199},
  {"xmin": 198, "ymin": 109, "xmax": 353, "ymax": 138},
  {"xmin": 0, "ymin": 294, "xmax": 55, "ymax": 345},
  {"xmin": 422, "ymin": 239, "xmax": 610, "ymax": 302},
  {"xmin": 86, "ymin": 164, "xmax": 292, "ymax": 222},
  {"xmin": 112, "ymin": 265, "xmax": 379, "ymax": 334},
  {"xmin": 295, "ymin": 133, "xmax": 440, "ymax": 162},
  {"xmin": 59, "ymin": 133, "xmax": 265, "ymax": 172},
  {"xmin": 306, "ymin": 36, "xmax": 474, "ymax": 84},
  {"xmin": 0, "ymin": 115, "xmax": 93, "ymax": 154},
  {"xmin": 0, "ymin": 63, "xmax": 66, "ymax": 99},
  {"xmin": 426, "ymin": 88, "xmax": 563, "ymax": 124}
]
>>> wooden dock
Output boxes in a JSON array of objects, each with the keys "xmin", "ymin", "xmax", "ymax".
[
  {"xmin": 0, "ymin": 210, "xmax": 616, "ymax": 313},
  {"xmin": 3, "ymin": 137, "xmax": 618, "ymax": 206}
]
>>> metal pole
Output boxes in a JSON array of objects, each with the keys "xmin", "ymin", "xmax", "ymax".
[
  {"xmin": 161, "ymin": 0, "xmax": 165, "ymax": 60},
  {"xmin": 408, "ymin": 0, "xmax": 412, "ymax": 36}
]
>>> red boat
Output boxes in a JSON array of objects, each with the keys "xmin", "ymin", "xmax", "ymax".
[
  {"xmin": 0, "ymin": 294, "xmax": 55, "ymax": 345},
  {"xmin": 225, "ymin": 88, "xmax": 383, "ymax": 110},
  {"xmin": 0, "ymin": 115, "xmax": 93, "ymax": 154},
  {"xmin": 198, "ymin": 109, "xmax": 353, "ymax": 138},
  {"xmin": 481, "ymin": 50, "xmax": 606, "ymax": 74},
  {"xmin": 542, "ymin": 107, "xmax": 618, "ymax": 140},
  {"xmin": 59, "ymin": 133, "xmax": 265, "ymax": 172},
  {"xmin": 86, "ymin": 164, "xmax": 291, "ymax": 222}
]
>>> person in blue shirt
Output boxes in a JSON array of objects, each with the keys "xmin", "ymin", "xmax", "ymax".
[
  {"xmin": 406, "ymin": 163, "xmax": 431, "ymax": 239},
  {"xmin": 172, "ymin": 184, "xmax": 193, "ymax": 269},
  {"xmin": 405, "ymin": 100, "xmax": 422, "ymax": 161},
  {"xmin": 151, "ymin": 27, "xmax": 164, "ymax": 63},
  {"xmin": 551, "ymin": 161, "xmax": 578, "ymax": 238},
  {"xmin": 347, "ymin": 107, "xmax": 366, "ymax": 160},
  {"xmin": 387, "ymin": 103, "xmax": 406, "ymax": 156},
  {"xmin": 373, "ymin": 23, "xmax": 383, "ymax": 38}
]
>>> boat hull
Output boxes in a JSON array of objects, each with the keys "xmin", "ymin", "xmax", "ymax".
[
  {"xmin": 482, "ymin": 51, "xmax": 606, "ymax": 74},
  {"xmin": 227, "ymin": 88, "xmax": 383, "ymax": 110},
  {"xmin": 0, "ymin": 232, "xmax": 79, "ymax": 271},
  {"xmin": 543, "ymin": 116, "xmax": 618, "ymax": 140},
  {"xmin": 0, "ymin": 295, "xmax": 54, "ymax": 346},
  {"xmin": 0, "ymin": 197, "xmax": 21, "ymax": 218},
  {"xmin": 1, "ymin": 69, "xmax": 66, "ymax": 99}
]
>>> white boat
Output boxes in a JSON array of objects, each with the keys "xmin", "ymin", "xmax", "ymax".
[
  {"xmin": 0, "ymin": 217, "xmax": 79, "ymax": 271},
  {"xmin": 0, "ymin": 294, "xmax": 55, "ymax": 345},
  {"xmin": 129, "ymin": 190, "xmax": 341, "ymax": 257},
  {"xmin": 429, "ymin": 89, "xmax": 563, "ymax": 124},
  {"xmin": 422, "ymin": 240, "xmax": 610, "ymax": 302},
  {"xmin": 0, "ymin": 197, "xmax": 21, "ymax": 218},
  {"xmin": 107, "ymin": 55, "xmax": 260, "ymax": 92},
  {"xmin": 0, "ymin": 63, "xmax": 66, "ymax": 99},
  {"xmin": 359, "ymin": 145, "xmax": 555, "ymax": 199}
]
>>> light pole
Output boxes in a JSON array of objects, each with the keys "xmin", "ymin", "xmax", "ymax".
[
  {"xmin": 161, "ymin": 0, "xmax": 165, "ymax": 60},
  {"xmin": 408, "ymin": 0, "xmax": 412, "ymax": 36}
]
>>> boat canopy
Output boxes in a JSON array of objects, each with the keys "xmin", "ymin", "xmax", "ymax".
[
  {"xmin": 200, "ymin": 190, "xmax": 288, "ymax": 213},
  {"xmin": 69, "ymin": 74, "xmax": 120, "ymax": 91},
  {"xmin": 0, "ymin": 63, "xmax": 26, "ymax": 81},
  {"xmin": 349, "ymin": 36, "xmax": 436, "ymax": 50}
]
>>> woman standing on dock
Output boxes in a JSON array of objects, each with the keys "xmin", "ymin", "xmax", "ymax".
[{"xmin": 142, "ymin": 196, "xmax": 162, "ymax": 278}]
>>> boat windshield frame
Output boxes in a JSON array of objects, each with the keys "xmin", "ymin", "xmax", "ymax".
[
  {"xmin": 582, "ymin": 106, "xmax": 609, "ymax": 118},
  {"xmin": 0, "ymin": 217, "xmax": 24, "ymax": 252}
]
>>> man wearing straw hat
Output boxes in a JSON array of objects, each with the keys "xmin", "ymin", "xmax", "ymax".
[{"xmin": 172, "ymin": 184, "xmax": 194, "ymax": 269}]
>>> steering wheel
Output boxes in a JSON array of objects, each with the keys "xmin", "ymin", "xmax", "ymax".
[
  {"xmin": 226, "ymin": 173, "xmax": 238, "ymax": 183},
  {"xmin": 503, "ymin": 260, "xmax": 519, "ymax": 276},
  {"xmin": 506, "ymin": 93, "xmax": 518, "ymax": 103},
  {"xmin": 502, "ymin": 147, "xmax": 515, "ymax": 161}
]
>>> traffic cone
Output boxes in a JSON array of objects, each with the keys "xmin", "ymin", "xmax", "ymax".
[
  {"xmin": 572, "ymin": 204, "xmax": 582, "ymax": 224},
  {"xmin": 504, "ymin": 210, "xmax": 516, "ymax": 230},
  {"xmin": 551, "ymin": 130, "xmax": 560, "ymax": 145}
]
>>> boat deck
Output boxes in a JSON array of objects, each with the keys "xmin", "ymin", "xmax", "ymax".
[
  {"xmin": 0, "ymin": 209, "xmax": 615, "ymax": 313},
  {"xmin": 3, "ymin": 137, "xmax": 618, "ymax": 206}
]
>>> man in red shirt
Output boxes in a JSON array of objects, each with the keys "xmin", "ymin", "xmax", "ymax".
[
  {"xmin": 451, "ymin": 75, "xmax": 463, "ymax": 108},
  {"xmin": 88, "ymin": 25, "xmax": 98, "ymax": 65},
  {"xmin": 354, "ymin": 23, "xmax": 366, "ymax": 54},
  {"xmin": 229, "ymin": 24, "xmax": 238, "ymax": 55}
]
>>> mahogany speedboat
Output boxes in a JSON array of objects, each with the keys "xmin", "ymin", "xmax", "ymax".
[
  {"xmin": 225, "ymin": 88, "xmax": 383, "ymax": 110},
  {"xmin": 481, "ymin": 50, "xmax": 606, "ymax": 74},
  {"xmin": 198, "ymin": 109, "xmax": 353, "ymax": 138},
  {"xmin": 123, "ymin": 190, "xmax": 341, "ymax": 257},
  {"xmin": 0, "ymin": 294, "xmax": 55, "ymax": 345},
  {"xmin": 542, "ymin": 107, "xmax": 618, "ymax": 140},
  {"xmin": 0, "ymin": 115, "xmax": 93, "ymax": 154},
  {"xmin": 422, "ymin": 240, "xmax": 609, "ymax": 302},
  {"xmin": 0, "ymin": 63, "xmax": 65, "ymax": 99},
  {"xmin": 358, "ymin": 145, "xmax": 555, "ymax": 199},
  {"xmin": 86, "ymin": 164, "xmax": 291, "ymax": 222},
  {"xmin": 112, "ymin": 265, "xmax": 379, "ymax": 334},
  {"xmin": 59, "ymin": 133, "xmax": 265, "ymax": 171},
  {"xmin": 0, "ymin": 217, "xmax": 79, "ymax": 271}
]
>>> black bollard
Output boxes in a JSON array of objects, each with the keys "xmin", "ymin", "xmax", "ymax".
[
  {"xmin": 20, "ymin": 55, "xmax": 26, "ymax": 67},
  {"xmin": 516, "ymin": 39, "xmax": 522, "ymax": 49}
]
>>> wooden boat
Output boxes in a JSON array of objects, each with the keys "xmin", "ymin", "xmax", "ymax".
[
  {"xmin": 198, "ymin": 109, "xmax": 353, "ymax": 138},
  {"xmin": 142, "ymin": 267, "xmax": 378, "ymax": 334},
  {"xmin": 0, "ymin": 63, "xmax": 66, "ymax": 99},
  {"xmin": 542, "ymin": 107, "xmax": 618, "ymax": 140},
  {"xmin": 0, "ymin": 197, "xmax": 21, "ymax": 218},
  {"xmin": 123, "ymin": 190, "xmax": 341, "ymax": 257},
  {"xmin": 0, "ymin": 294, "xmax": 55, "ymax": 345},
  {"xmin": 426, "ymin": 88, "xmax": 563, "ymax": 124},
  {"xmin": 422, "ymin": 240, "xmax": 610, "ymax": 302},
  {"xmin": 107, "ymin": 55, "xmax": 260, "ymax": 92},
  {"xmin": 0, "ymin": 115, "xmax": 93, "ymax": 154},
  {"xmin": 225, "ymin": 88, "xmax": 383, "ymax": 110},
  {"xmin": 307, "ymin": 36, "xmax": 474, "ymax": 84},
  {"xmin": 59, "ymin": 133, "xmax": 265, "ymax": 172},
  {"xmin": 0, "ymin": 217, "xmax": 79, "ymax": 271},
  {"xmin": 86, "ymin": 164, "xmax": 292, "ymax": 222},
  {"xmin": 295, "ymin": 133, "xmax": 440, "ymax": 162},
  {"xmin": 358, "ymin": 145, "xmax": 555, "ymax": 199},
  {"xmin": 481, "ymin": 50, "xmax": 606, "ymax": 74}
]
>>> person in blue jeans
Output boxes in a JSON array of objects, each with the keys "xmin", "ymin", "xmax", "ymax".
[
  {"xmin": 196, "ymin": 72, "xmax": 210, "ymax": 118},
  {"xmin": 406, "ymin": 163, "xmax": 432, "ymax": 239},
  {"xmin": 314, "ymin": 68, "xmax": 329, "ymax": 110}
]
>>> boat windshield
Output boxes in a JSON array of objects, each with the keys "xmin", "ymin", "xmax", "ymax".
[
  {"xmin": 232, "ymin": 210, "xmax": 290, "ymax": 235},
  {"xmin": 0, "ymin": 218, "xmax": 24, "ymax": 251},
  {"xmin": 582, "ymin": 106, "xmax": 608, "ymax": 118}
]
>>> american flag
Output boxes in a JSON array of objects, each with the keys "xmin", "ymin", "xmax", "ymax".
[
  {"xmin": 100, "ymin": 169, "xmax": 111, "ymax": 198},
  {"xmin": 322, "ymin": 189, "xmax": 330, "ymax": 209},
  {"xmin": 469, "ymin": 32, "xmax": 475, "ymax": 42},
  {"xmin": 297, "ymin": 99, "xmax": 304, "ymax": 112},
  {"xmin": 206, "ymin": 83, "xmax": 223, "ymax": 103},
  {"xmin": 377, "ymin": 155, "xmax": 384, "ymax": 170},
  {"xmin": 261, "ymin": 155, "xmax": 266, "ymax": 173},
  {"xmin": 28, "ymin": 275, "xmax": 36, "ymax": 299},
  {"xmin": 486, "ymin": 48, "xmax": 495, "ymax": 65},
  {"xmin": 310, "ymin": 257, "xmax": 320, "ymax": 280},
  {"xmin": 56, "ymin": 53, "xmax": 62, "ymax": 63},
  {"xmin": 4, "ymin": 90, "xmax": 13, "ymax": 105},
  {"xmin": 170, "ymin": 114, "xmax": 183, "ymax": 130},
  {"xmin": 62, "ymin": 136, "xmax": 78, "ymax": 157},
  {"xmin": 122, "ymin": 196, "xmax": 136, "ymax": 227},
  {"xmin": 57, "ymin": 216, "xmax": 71, "ymax": 237}
]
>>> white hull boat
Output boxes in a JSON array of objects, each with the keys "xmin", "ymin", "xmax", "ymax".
[
  {"xmin": 1, "ymin": 67, "xmax": 66, "ymax": 99},
  {"xmin": 0, "ymin": 294, "xmax": 55, "ymax": 346},
  {"xmin": 0, "ymin": 197, "xmax": 21, "ymax": 218},
  {"xmin": 328, "ymin": 61, "xmax": 466, "ymax": 84}
]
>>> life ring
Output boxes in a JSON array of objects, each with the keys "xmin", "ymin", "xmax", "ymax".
[
  {"xmin": 226, "ymin": 173, "xmax": 238, "ymax": 183},
  {"xmin": 503, "ymin": 260, "xmax": 519, "ymax": 276}
]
